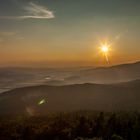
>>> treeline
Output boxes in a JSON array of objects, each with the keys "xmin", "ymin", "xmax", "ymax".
[{"xmin": 0, "ymin": 111, "xmax": 140, "ymax": 140}]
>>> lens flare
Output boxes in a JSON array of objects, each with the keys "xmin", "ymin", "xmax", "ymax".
[{"xmin": 38, "ymin": 99, "xmax": 46, "ymax": 105}]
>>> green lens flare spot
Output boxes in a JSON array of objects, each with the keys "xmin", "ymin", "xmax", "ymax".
[{"xmin": 38, "ymin": 99, "xmax": 46, "ymax": 105}]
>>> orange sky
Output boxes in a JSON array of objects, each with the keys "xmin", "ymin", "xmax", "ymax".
[{"xmin": 0, "ymin": 0, "xmax": 140, "ymax": 67}]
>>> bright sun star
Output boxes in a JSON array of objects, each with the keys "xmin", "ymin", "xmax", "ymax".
[
  {"xmin": 99, "ymin": 42, "xmax": 111, "ymax": 64},
  {"xmin": 101, "ymin": 45, "xmax": 109, "ymax": 53}
]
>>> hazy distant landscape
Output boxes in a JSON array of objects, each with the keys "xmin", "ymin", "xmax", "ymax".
[
  {"xmin": 0, "ymin": 61, "xmax": 139, "ymax": 94},
  {"xmin": 0, "ymin": 61, "xmax": 139, "ymax": 116}
]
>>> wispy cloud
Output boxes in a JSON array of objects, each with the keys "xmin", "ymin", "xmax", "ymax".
[
  {"xmin": 0, "ymin": 31, "xmax": 16, "ymax": 42},
  {"xmin": 0, "ymin": 31, "xmax": 16, "ymax": 36},
  {"xmin": 0, "ymin": 31, "xmax": 24, "ymax": 42},
  {"xmin": 0, "ymin": 2, "xmax": 55, "ymax": 20}
]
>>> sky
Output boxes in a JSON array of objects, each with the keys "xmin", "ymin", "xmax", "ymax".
[{"xmin": 0, "ymin": 0, "xmax": 140, "ymax": 67}]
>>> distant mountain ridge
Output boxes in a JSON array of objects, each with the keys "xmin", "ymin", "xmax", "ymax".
[
  {"xmin": 65, "ymin": 61, "xmax": 140, "ymax": 84},
  {"xmin": 0, "ymin": 79, "xmax": 140, "ymax": 115},
  {"xmin": 0, "ymin": 61, "xmax": 139, "ymax": 93}
]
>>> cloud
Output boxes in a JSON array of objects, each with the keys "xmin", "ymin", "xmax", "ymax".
[
  {"xmin": 0, "ymin": 2, "xmax": 55, "ymax": 20},
  {"xmin": 0, "ymin": 31, "xmax": 24, "ymax": 42},
  {"xmin": 0, "ymin": 31, "xmax": 17, "ymax": 42},
  {"xmin": 0, "ymin": 31, "xmax": 16, "ymax": 36},
  {"xmin": 16, "ymin": 36, "xmax": 24, "ymax": 40}
]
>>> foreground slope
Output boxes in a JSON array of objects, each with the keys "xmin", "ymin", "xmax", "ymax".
[{"xmin": 0, "ymin": 79, "xmax": 140, "ymax": 115}]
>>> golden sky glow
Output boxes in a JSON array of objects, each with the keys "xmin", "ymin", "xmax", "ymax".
[{"xmin": 0, "ymin": 0, "xmax": 140, "ymax": 67}]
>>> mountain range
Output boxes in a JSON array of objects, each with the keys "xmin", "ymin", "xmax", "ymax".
[
  {"xmin": 0, "ymin": 61, "xmax": 140, "ymax": 93},
  {"xmin": 0, "ymin": 79, "xmax": 140, "ymax": 116}
]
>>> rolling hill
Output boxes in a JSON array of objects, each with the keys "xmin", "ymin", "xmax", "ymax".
[
  {"xmin": 65, "ymin": 61, "xmax": 140, "ymax": 84},
  {"xmin": 0, "ymin": 79, "xmax": 140, "ymax": 116},
  {"xmin": 0, "ymin": 61, "xmax": 140, "ymax": 93}
]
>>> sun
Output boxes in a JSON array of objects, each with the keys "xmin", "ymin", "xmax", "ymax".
[
  {"xmin": 101, "ymin": 45, "xmax": 109, "ymax": 53},
  {"xmin": 99, "ymin": 42, "xmax": 111, "ymax": 64}
]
